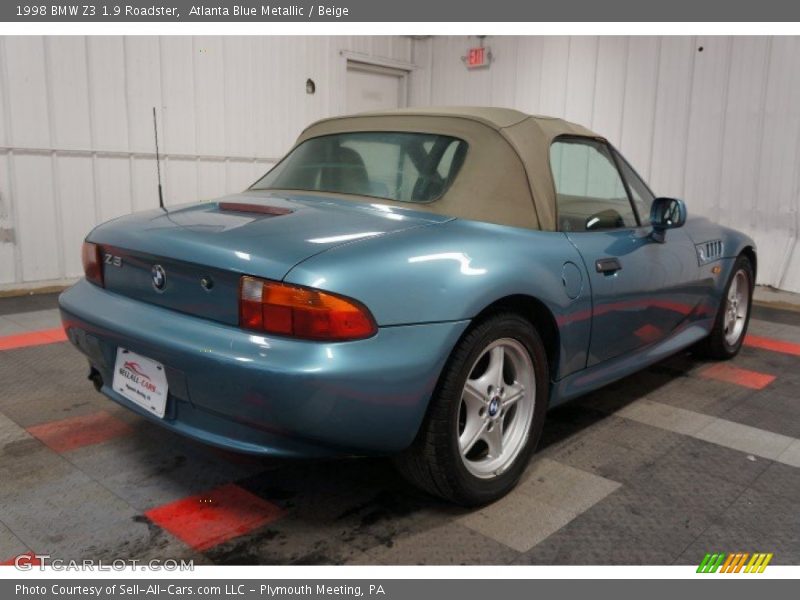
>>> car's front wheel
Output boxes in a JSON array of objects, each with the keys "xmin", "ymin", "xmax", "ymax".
[
  {"xmin": 697, "ymin": 254, "xmax": 754, "ymax": 359},
  {"xmin": 394, "ymin": 312, "xmax": 548, "ymax": 506}
]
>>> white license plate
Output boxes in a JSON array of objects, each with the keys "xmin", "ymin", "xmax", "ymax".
[{"xmin": 112, "ymin": 348, "xmax": 169, "ymax": 418}]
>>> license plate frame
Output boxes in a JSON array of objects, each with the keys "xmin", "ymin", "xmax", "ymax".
[{"xmin": 112, "ymin": 348, "xmax": 169, "ymax": 419}]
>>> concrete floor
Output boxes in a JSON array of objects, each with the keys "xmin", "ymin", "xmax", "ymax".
[{"xmin": 1, "ymin": 293, "xmax": 799, "ymax": 566}]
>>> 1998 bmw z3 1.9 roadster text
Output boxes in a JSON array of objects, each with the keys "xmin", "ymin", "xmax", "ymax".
[{"xmin": 59, "ymin": 107, "xmax": 756, "ymax": 505}]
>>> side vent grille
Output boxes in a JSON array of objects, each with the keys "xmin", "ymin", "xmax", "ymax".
[{"xmin": 696, "ymin": 240, "xmax": 723, "ymax": 264}]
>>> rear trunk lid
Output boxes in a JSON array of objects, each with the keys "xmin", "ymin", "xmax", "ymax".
[{"xmin": 88, "ymin": 191, "xmax": 448, "ymax": 325}]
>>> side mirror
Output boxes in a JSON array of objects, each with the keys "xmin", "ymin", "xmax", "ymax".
[{"xmin": 650, "ymin": 197, "xmax": 687, "ymax": 243}]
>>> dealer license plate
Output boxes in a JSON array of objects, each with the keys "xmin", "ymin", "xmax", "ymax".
[{"xmin": 112, "ymin": 348, "xmax": 169, "ymax": 418}]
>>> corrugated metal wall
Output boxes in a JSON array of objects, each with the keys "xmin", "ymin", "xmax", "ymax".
[
  {"xmin": 0, "ymin": 35, "xmax": 412, "ymax": 288},
  {"xmin": 412, "ymin": 36, "xmax": 800, "ymax": 292}
]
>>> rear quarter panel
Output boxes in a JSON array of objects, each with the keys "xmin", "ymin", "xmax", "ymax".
[{"xmin": 284, "ymin": 219, "xmax": 593, "ymax": 380}]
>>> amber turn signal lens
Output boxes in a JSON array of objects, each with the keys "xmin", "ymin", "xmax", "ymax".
[
  {"xmin": 239, "ymin": 276, "xmax": 377, "ymax": 341},
  {"xmin": 81, "ymin": 242, "xmax": 104, "ymax": 287}
]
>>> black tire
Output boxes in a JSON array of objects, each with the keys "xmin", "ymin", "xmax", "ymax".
[
  {"xmin": 696, "ymin": 254, "xmax": 754, "ymax": 360},
  {"xmin": 394, "ymin": 312, "xmax": 549, "ymax": 506}
]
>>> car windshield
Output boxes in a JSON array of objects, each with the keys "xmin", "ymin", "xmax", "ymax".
[{"xmin": 250, "ymin": 132, "xmax": 468, "ymax": 203}]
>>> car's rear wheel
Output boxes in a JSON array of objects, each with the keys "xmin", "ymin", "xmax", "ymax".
[
  {"xmin": 696, "ymin": 254, "xmax": 754, "ymax": 359},
  {"xmin": 394, "ymin": 312, "xmax": 548, "ymax": 506}
]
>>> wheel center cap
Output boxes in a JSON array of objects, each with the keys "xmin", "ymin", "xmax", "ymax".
[{"xmin": 488, "ymin": 397, "xmax": 500, "ymax": 417}]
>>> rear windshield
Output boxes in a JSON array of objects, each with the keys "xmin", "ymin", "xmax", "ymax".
[{"xmin": 250, "ymin": 132, "xmax": 468, "ymax": 203}]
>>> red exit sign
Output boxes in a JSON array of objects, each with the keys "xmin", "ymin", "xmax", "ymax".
[{"xmin": 465, "ymin": 46, "xmax": 491, "ymax": 69}]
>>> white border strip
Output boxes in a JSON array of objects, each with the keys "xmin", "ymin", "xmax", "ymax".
[
  {"xmin": 1, "ymin": 564, "xmax": 799, "ymax": 579},
  {"xmin": 1, "ymin": 23, "xmax": 800, "ymax": 36},
  {"xmin": 1, "ymin": 20, "xmax": 798, "ymax": 580}
]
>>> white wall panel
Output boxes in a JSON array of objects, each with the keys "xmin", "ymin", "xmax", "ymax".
[
  {"xmin": 564, "ymin": 37, "xmax": 598, "ymax": 126},
  {"xmin": 717, "ymin": 38, "xmax": 770, "ymax": 232},
  {"xmin": 753, "ymin": 37, "xmax": 800, "ymax": 288},
  {"xmin": 369, "ymin": 37, "xmax": 393, "ymax": 63},
  {"xmin": 4, "ymin": 38, "xmax": 51, "ymax": 148},
  {"xmin": 55, "ymin": 155, "xmax": 96, "ymax": 277},
  {"xmin": 648, "ymin": 37, "xmax": 694, "ymax": 197},
  {"xmin": 759, "ymin": 38, "xmax": 800, "ymax": 229},
  {"xmin": 513, "ymin": 37, "xmax": 544, "ymax": 114},
  {"xmin": 87, "ymin": 37, "xmax": 129, "ymax": 151},
  {"xmin": 538, "ymin": 37, "xmax": 570, "ymax": 117},
  {"xmin": 341, "ymin": 36, "xmax": 370, "ymax": 57},
  {"xmin": 130, "ymin": 157, "xmax": 160, "ymax": 214},
  {"xmin": 0, "ymin": 154, "xmax": 15, "ymax": 284},
  {"xmin": 0, "ymin": 41, "xmax": 7, "ymax": 149},
  {"xmin": 337, "ymin": 36, "xmax": 411, "ymax": 64},
  {"xmin": 683, "ymin": 37, "xmax": 731, "ymax": 221},
  {"xmin": 197, "ymin": 159, "xmax": 227, "ymax": 202},
  {"xmin": 124, "ymin": 36, "xmax": 163, "ymax": 154},
  {"xmin": 222, "ymin": 37, "xmax": 257, "ymax": 158},
  {"xmin": 13, "ymin": 154, "xmax": 59, "ymax": 282},
  {"xmin": 46, "ymin": 38, "xmax": 93, "ymax": 149},
  {"xmin": 0, "ymin": 39, "xmax": 16, "ymax": 284},
  {"xmin": 301, "ymin": 37, "xmax": 333, "ymax": 124},
  {"xmin": 260, "ymin": 37, "xmax": 302, "ymax": 156},
  {"xmin": 430, "ymin": 36, "xmax": 491, "ymax": 106},
  {"xmin": 618, "ymin": 37, "xmax": 660, "ymax": 181},
  {"xmin": 193, "ymin": 37, "xmax": 226, "ymax": 157},
  {"xmin": 164, "ymin": 158, "xmax": 198, "ymax": 206},
  {"xmin": 226, "ymin": 160, "xmax": 258, "ymax": 192},
  {"xmin": 408, "ymin": 38, "xmax": 433, "ymax": 109},
  {"xmin": 590, "ymin": 37, "xmax": 628, "ymax": 143},
  {"xmin": 488, "ymin": 37, "xmax": 518, "ymax": 107},
  {"xmin": 95, "ymin": 155, "xmax": 132, "ymax": 220},
  {"xmin": 160, "ymin": 37, "xmax": 197, "ymax": 156},
  {"xmin": 784, "ymin": 244, "xmax": 800, "ymax": 293}
]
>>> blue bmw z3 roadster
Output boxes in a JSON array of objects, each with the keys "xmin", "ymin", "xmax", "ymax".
[{"xmin": 59, "ymin": 107, "xmax": 756, "ymax": 504}]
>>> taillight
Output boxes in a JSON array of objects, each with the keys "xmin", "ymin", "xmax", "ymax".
[
  {"xmin": 239, "ymin": 276, "xmax": 377, "ymax": 341},
  {"xmin": 81, "ymin": 242, "xmax": 104, "ymax": 287}
]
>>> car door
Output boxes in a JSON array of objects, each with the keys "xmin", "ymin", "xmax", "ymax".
[{"xmin": 550, "ymin": 137, "xmax": 700, "ymax": 367}]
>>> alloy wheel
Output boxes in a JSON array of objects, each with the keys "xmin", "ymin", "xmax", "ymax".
[
  {"xmin": 457, "ymin": 338, "xmax": 536, "ymax": 479},
  {"xmin": 723, "ymin": 268, "xmax": 750, "ymax": 346}
]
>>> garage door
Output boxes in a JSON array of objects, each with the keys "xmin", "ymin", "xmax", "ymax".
[{"xmin": 346, "ymin": 62, "xmax": 407, "ymax": 113}]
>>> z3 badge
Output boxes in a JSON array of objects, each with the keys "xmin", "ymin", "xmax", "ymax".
[{"xmin": 103, "ymin": 253, "xmax": 122, "ymax": 267}]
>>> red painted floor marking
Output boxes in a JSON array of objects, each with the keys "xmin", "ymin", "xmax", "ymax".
[
  {"xmin": 1, "ymin": 552, "xmax": 41, "ymax": 567},
  {"xmin": 145, "ymin": 483, "xmax": 284, "ymax": 551},
  {"xmin": 745, "ymin": 334, "xmax": 800, "ymax": 357},
  {"xmin": 0, "ymin": 327, "xmax": 67, "ymax": 351},
  {"xmin": 26, "ymin": 410, "xmax": 133, "ymax": 453},
  {"xmin": 699, "ymin": 363, "xmax": 776, "ymax": 390},
  {"xmin": 634, "ymin": 323, "xmax": 663, "ymax": 344}
]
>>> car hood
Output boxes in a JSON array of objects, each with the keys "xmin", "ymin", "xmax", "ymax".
[{"xmin": 88, "ymin": 190, "xmax": 451, "ymax": 281}]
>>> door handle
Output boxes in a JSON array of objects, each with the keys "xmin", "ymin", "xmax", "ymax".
[{"xmin": 595, "ymin": 257, "xmax": 622, "ymax": 274}]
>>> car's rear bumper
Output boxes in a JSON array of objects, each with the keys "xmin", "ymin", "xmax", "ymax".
[{"xmin": 59, "ymin": 280, "xmax": 469, "ymax": 457}]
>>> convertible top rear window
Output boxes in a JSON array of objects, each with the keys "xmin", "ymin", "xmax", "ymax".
[{"xmin": 250, "ymin": 132, "xmax": 468, "ymax": 203}]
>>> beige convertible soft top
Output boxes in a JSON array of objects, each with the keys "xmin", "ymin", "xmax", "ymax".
[{"xmin": 296, "ymin": 107, "xmax": 603, "ymax": 231}]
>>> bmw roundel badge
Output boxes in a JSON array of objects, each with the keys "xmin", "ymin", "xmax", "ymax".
[{"xmin": 151, "ymin": 264, "xmax": 167, "ymax": 291}]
